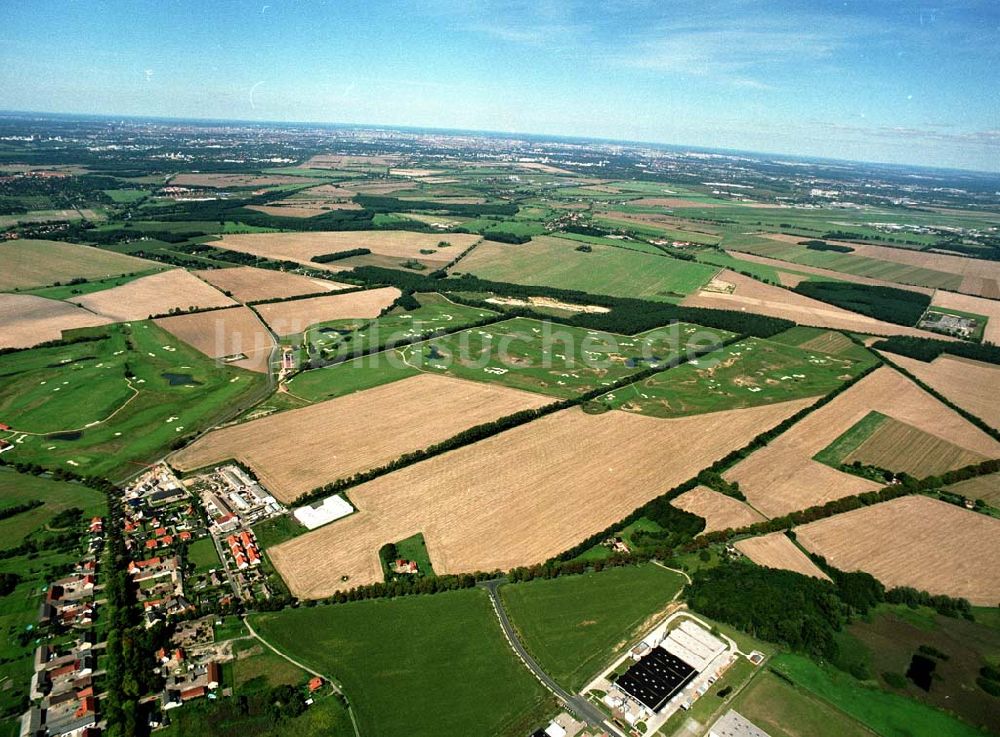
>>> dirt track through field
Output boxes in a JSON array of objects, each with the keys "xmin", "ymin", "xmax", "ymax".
[
  {"xmin": 268, "ymin": 398, "xmax": 814, "ymax": 598},
  {"xmin": 734, "ymin": 532, "xmax": 830, "ymax": 580},
  {"xmin": 0, "ymin": 293, "xmax": 112, "ymax": 349},
  {"xmin": 170, "ymin": 373, "xmax": 550, "ymax": 503},
  {"xmin": 670, "ymin": 486, "xmax": 765, "ymax": 533},
  {"xmin": 796, "ymin": 495, "xmax": 1000, "ymax": 605},
  {"xmin": 725, "ymin": 367, "xmax": 1000, "ymax": 518},
  {"xmin": 70, "ymin": 269, "xmax": 236, "ymax": 321}
]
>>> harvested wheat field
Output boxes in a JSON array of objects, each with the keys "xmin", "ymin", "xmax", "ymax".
[
  {"xmin": 193, "ymin": 266, "xmax": 349, "ymax": 303},
  {"xmin": 155, "ymin": 307, "xmax": 274, "ymax": 372},
  {"xmin": 255, "ymin": 287, "xmax": 400, "ymax": 336},
  {"xmin": 0, "ymin": 239, "xmax": 158, "ymax": 291},
  {"xmin": 843, "ymin": 417, "xmax": 989, "ymax": 477},
  {"xmin": 683, "ymin": 270, "xmax": 946, "ymax": 338},
  {"xmin": 171, "ymin": 373, "xmax": 549, "ymax": 503},
  {"xmin": 945, "ymin": 472, "xmax": 1000, "ymax": 506},
  {"xmin": 880, "ymin": 352, "xmax": 1000, "ymax": 430},
  {"xmin": 268, "ymin": 398, "xmax": 814, "ymax": 598},
  {"xmin": 853, "ymin": 243, "xmax": 1000, "ymax": 298},
  {"xmin": 0, "ymin": 294, "xmax": 112, "ymax": 349},
  {"xmin": 211, "ymin": 231, "xmax": 481, "ymax": 271},
  {"xmin": 70, "ymin": 269, "xmax": 236, "ymax": 321},
  {"xmin": 734, "ymin": 533, "xmax": 830, "ymax": 580},
  {"xmin": 727, "ymin": 250, "xmax": 935, "ymax": 295},
  {"xmin": 929, "ymin": 289, "xmax": 1000, "ymax": 344},
  {"xmin": 725, "ymin": 367, "xmax": 1000, "ymax": 518},
  {"xmin": 670, "ymin": 486, "xmax": 765, "ymax": 533},
  {"xmin": 797, "ymin": 495, "xmax": 1000, "ymax": 605}
]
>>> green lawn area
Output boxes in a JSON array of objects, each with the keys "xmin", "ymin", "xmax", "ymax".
[
  {"xmin": 232, "ymin": 640, "xmax": 308, "ymax": 691},
  {"xmin": 601, "ymin": 335, "xmax": 866, "ymax": 418},
  {"xmin": 500, "ymin": 564, "xmax": 686, "ymax": 691},
  {"xmin": 729, "ymin": 670, "xmax": 875, "ymax": 737},
  {"xmin": 0, "ymin": 321, "xmax": 266, "ymax": 478},
  {"xmin": 284, "ymin": 355, "xmax": 419, "ymax": 403},
  {"xmin": 391, "ymin": 532, "xmax": 435, "ymax": 577},
  {"xmin": 187, "ymin": 536, "xmax": 221, "ymax": 573},
  {"xmin": 770, "ymin": 653, "xmax": 988, "ymax": 737},
  {"xmin": 250, "ymin": 589, "xmax": 554, "ymax": 737},
  {"xmin": 813, "ymin": 411, "xmax": 888, "ymax": 466},
  {"xmin": 252, "ymin": 514, "xmax": 308, "ymax": 550},
  {"xmin": 454, "ymin": 235, "xmax": 717, "ymax": 301},
  {"xmin": 0, "ymin": 468, "xmax": 105, "ymax": 546}
]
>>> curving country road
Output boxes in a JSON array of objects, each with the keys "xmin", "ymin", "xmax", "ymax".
[{"xmin": 479, "ymin": 579, "xmax": 625, "ymax": 736}]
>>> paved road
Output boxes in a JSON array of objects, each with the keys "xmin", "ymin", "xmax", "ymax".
[{"xmin": 479, "ymin": 579, "xmax": 623, "ymax": 736}]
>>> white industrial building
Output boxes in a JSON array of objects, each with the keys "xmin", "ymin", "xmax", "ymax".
[{"xmin": 294, "ymin": 494, "xmax": 354, "ymax": 530}]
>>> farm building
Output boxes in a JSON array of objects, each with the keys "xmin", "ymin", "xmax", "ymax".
[
  {"xmin": 709, "ymin": 710, "xmax": 773, "ymax": 737},
  {"xmin": 293, "ymin": 494, "xmax": 354, "ymax": 530}
]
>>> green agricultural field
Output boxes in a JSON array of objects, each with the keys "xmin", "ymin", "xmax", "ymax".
[
  {"xmin": 454, "ymin": 235, "xmax": 717, "ymax": 301},
  {"xmin": 735, "ymin": 240, "xmax": 964, "ymax": 291},
  {"xmin": 250, "ymin": 589, "xmax": 554, "ymax": 737},
  {"xmin": 283, "ymin": 356, "xmax": 419, "ymax": 404},
  {"xmin": 602, "ymin": 336, "xmax": 865, "ymax": 418},
  {"xmin": 21, "ymin": 268, "xmax": 162, "ymax": 300},
  {"xmin": 187, "ymin": 536, "xmax": 221, "ymax": 573},
  {"xmin": 103, "ymin": 188, "xmax": 149, "ymax": 203},
  {"xmin": 232, "ymin": 640, "xmax": 309, "ymax": 691},
  {"xmin": 729, "ymin": 670, "xmax": 874, "ymax": 737},
  {"xmin": 0, "ymin": 238, "xmax": 158, "ymax": 291},
  {"xmin": 0, "ymin": 321, "xmax": 266, "ymax": 478},
  {"xmin": 303, "ymin": 292, "xmax": 495, "ymax": 361},
  {"xmin": 834, "ymin": 604, "xmax": 1000, "ymax": 734},
  {"xmin": 500, "ymin": 564, "xmax": 685, "ymax": 691},
  {"xmin": 397, "ymin": 317, "xmax": 733, "ymax": 398},
  {"xmin": 813, "ymin": 411, "xmax": 888, "ymax": 467},
  {"xmin": 768, "ymin": 326, "xmax": 879, "ymax": 365},
  {"xmin": 770, "ymin": 653, "xmax": 987, "ymax": 737}
]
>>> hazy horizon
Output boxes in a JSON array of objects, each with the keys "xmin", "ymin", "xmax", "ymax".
[{"xmin": 3, "ymin": 0, "xmax": 999, "ymax": 171}]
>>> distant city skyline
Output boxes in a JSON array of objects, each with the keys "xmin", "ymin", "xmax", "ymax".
[{"xmin": 3, "ymin": 0, "xmax": 998, "ymax": 171}]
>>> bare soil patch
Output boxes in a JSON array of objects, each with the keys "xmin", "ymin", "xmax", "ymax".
[
  {"xmin": 670, "ymin": 486, "xmax": 764, "ymax": 533},
  {"xmin": 268, "ymin": 398, "xmax": 814, "ymax": 598},
  {"xmin": 69, "ymin": 269, "xmax": 235, "ymax": 321},
  {"xmin": 255, "ymin": 287, "xmax": 400, "ymax": 336},
  {"xmin": 193, "ymin": 266, "xmax": 349, "ymax": 303},
  {"xmin": 734, "ymin": 532, "xmax": 830, "ymax": 580},
  {"xmin": 170, "ymin": 373, "xmax": 549, "ymax": 504},
  {"xmin": 0, "ymin": 294, "xmax": 112, "ymax": 349},
  {"xmin": 796, "ymin": 496, "xmax": 1000, "ymax": 605},
  {"xmin": 725, "ymin": 367, "xmax": 1000, "ymax": 518},
  {"xmin": 155, "ymin": 306, "xmax": 274, "ymax": 372}
]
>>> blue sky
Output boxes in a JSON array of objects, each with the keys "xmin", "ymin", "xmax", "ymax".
[{"xmin": 3, "ymin": 0, "xmax": 998, "ymax": 170}]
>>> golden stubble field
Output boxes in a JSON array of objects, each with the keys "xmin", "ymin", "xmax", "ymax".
[
  {"xmin": 880, "ymin": 351, "xmax": 1000, "ymax": 431},
  {"xmin": 796, "ymin": 495, "xmax": 1000, "ymax": 605},
  {"xmin": 154, "ymin": 306, "xmax": 275, "ymax": 373},
  {"xmin": 670, "ymin": 485, "xmax": 764, "ymax": 533},
  {"xmin": 682, "ymin": 270, "xmax": 945, "ymax": 338},
  {"xmin": 211, "ymin": 231, "xmax": 481, "ymax": 271},
  {"xmin": 254, "ymin": 286, "xmax": 401, "ymax": 336},
  {"xmin": 725, "ymin": 367, "xmax": 1000, "ymax": 518},
  {"xmin": 268, "ymin": 397, "xmax": 815, "ymax": 599},
  {"xmin": 734, "ymin": 532, "xmax": 831, "ymax": 580},
  {"xmin": 193, "ymin": 266, "xmax": 349, "ymax": 303},
  {"xmin": 70, "ymin": 269, "xmax": 236, "ymax": 321},
  {"xmin": 0, "ymin": 293, "xmax": 112, "ymax": 349},
  {"xmin": 169, "ymin": 373, "xmax": 551, "ymax": 503}
]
